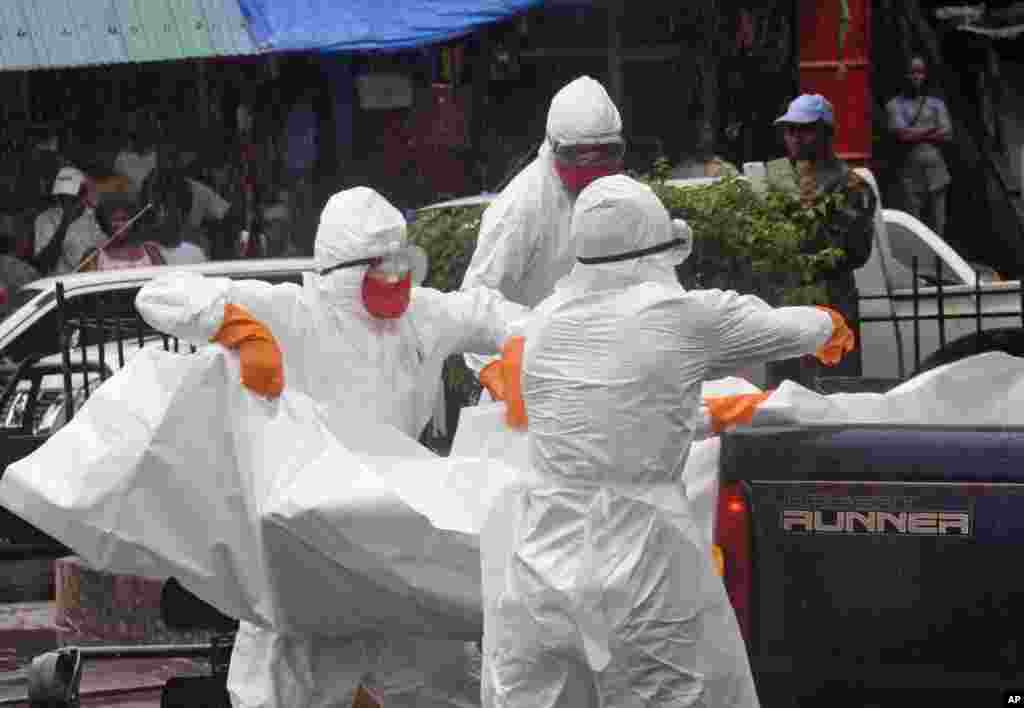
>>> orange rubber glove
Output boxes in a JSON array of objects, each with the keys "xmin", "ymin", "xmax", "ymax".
[
  {"xmin": 211, "ymin": 303, "xmax": 284, "ymax": 398},
  {"xmin": 703, "ymin": 391, "xmax": 774, "ymax": 433},
  {"xmin": 814, "ymin": 306, "xmax": 856, "ymax": 366},
  {"xmin": 479, "ymin": 360, "xmax": 506, "ymax": 402},
  {"xmin": 478, "ymin": 336, "xmax": 527, "ymax": 430}
]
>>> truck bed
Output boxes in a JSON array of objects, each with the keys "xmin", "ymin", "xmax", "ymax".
[{"xmin": 720, "ymin": 425, "xmax": 1024, "ymax": 700}]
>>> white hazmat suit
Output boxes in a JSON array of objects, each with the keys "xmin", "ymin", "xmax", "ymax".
[
  {"xmin": 461, "ymin": 75, "xmax": 622, "ymax": 379},
  {"xmin": 136, "ymin": 186, "xmax": 529, "ymax": 708},
  {"xmin": 479, "ymin": 176, "xmax": 837, "ymax": 707}
]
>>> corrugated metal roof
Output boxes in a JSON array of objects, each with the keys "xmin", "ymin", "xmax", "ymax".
[{"xmin": 0, "ymin": 0, "xmax": 261, "ymax": 72}]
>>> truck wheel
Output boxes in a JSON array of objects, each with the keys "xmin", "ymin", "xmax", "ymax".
[{"xmin": 913, "ymin": 327, "xmax": 1024, "ymax": 376}]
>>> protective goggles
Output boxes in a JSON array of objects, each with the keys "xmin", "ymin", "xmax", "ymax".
[
  {"xmin": 577, "ymin": 220, "xmax": 693, "ymax": 266},
  {"xmin": 319, "ymin": 244, "xmax": 429, "ymax": 285},
  {"xmin": 549, "ymin": 138, "xmax": 626, "ymax": 166}
]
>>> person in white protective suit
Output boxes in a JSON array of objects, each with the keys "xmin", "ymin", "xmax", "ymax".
[
  {"xmin": 460, "ymin": 75, "xmax": 626, "ymax": 389},
  {"xmin": 136, "ymin": 186, "xmax": 530, "ymax": 708},
  {"xmin": 478, "ymin": 175, "xmax": 854, "ymax": 708}
]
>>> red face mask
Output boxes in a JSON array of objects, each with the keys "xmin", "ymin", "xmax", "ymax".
[
  {"xmin": 554, "ymin": 161, "xmax": 622, "ymax": 194},
  {"xmin": 361, "ymin": 270, "xmax": 413, "ymax": 319}
]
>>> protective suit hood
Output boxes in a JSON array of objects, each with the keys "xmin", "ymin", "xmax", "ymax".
[
  {"xmin": 566, "ymin": 174, "xmax": 691, "ymax": 290},
  {"xmin": 309, "ymin": 186, "xmax": 410, "ymax": 316},
  {"xmin": 545, "ymin": 76, "xmax": 622, "ymax": 145}
]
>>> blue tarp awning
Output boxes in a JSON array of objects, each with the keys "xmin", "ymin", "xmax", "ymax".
[{"xmin": 237, "ymin": 0, "xmax": 546, "ymax": 53}]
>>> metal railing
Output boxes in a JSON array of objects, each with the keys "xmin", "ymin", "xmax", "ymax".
[
  {"xmin": 53, "ymin": 282, "xmax": 197, "ymax": 424},
  {"xmin": 859, "ymin": 255, "xmax": 1024, "ymax": 376}
]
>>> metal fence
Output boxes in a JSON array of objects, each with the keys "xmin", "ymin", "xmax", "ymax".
[
  {"xmin": 53, "ymin": 281, "xmax": 197, "ymax": 424},
  {"xmin": 858, "ymin": 255, "xmax": 1024, "ymax": 377}
]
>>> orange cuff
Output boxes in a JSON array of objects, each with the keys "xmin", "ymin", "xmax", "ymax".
[
  {"xmin": 479, "ymin": 360, "xmax": 506, "ymax": 401},
  {"xmin": 703, "ymin": 391, "xmax": 774, "ymax": 433},
  {"xmin": 478, "ymin": 337, "xmax": 527, "ymax": 429},
  {"xmin": 502, "ymin": 336, "xmax": 527, "ymax": 430},
  {"xmin": 212, "ymin": 303, "xmax": 284, "ymax": 398},
  {"xmin": 814, "ymin": 306, "xmax": 856, "ymax": 366}
]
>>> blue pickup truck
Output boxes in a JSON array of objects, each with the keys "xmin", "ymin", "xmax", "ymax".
[
  {"xmin": 2, "ymin": 258, "xmax": 1023, "ymax": 707},
  {"xmin": 714, "ymin": 422, "xmax": 1024, "ymax": 705}
]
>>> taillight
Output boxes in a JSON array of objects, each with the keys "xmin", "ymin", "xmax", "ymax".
[{"xmin": 713, "ymin": 481, "xmax": 753, "ymax": 645}]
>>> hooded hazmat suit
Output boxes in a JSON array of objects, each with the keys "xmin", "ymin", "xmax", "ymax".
[
  {"xmin": 461, "ymin": 75, "xmax": 622, "ymax": 380},
  {"xmin": 479, "ymin": 176, "xmax": 839, "ymax": 708},
  {"xmin": 136, "ymin": 186, "xmax": 529, "ymax": 708}
]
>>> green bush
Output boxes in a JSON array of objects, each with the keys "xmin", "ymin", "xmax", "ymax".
[
  {"xmin": 408, "ymin": 204, "xmax": 489, "ymax": 444},
  {"xmin": 647, "ymin": 180, "xmax": 845, "ymax": 307},
  {"xmin": 408, "ymin": 167, "xmax": 848, "ymax": 445}
]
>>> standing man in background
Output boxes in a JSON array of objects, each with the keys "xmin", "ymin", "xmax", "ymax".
[
  {"xmin": 769, "ymin": 94, "xmax": 877, "ymax": 378},
  {"xmin": 886, "ymin": 56, "xmax": 954, "ymax": 238}
]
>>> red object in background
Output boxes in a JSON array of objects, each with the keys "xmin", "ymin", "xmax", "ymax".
[
  {"xmin": 0, "ymin": 288, "xmax": 7, "ymax": 307},
  {"xmin": 16, "ymin": 238, "xmax": 33, "ymax": 260},
  {"xmin": 425, "ymin": 83, "xmax": 469, "ymax": 150},
  {"xmin": 798, "ymin": 0, "xmax": 872, "ymax": 166},
  {"xmin": 412, "ymin": 84, "xmax": 469, "ymax": 194},
  {"xmin": 378, "ymin": 85, "xmax": 470, "ymax": 195},
  {"xmin": 416, "ymin": 143, "xmax": 468, "ymax": 195},
  {"xmin": 380, "ymin": 109, "xmax": 414, "ymax": 180},
  {"xmin": 239, "ymin": 143, "xmax": 259, "ymax": 163}
]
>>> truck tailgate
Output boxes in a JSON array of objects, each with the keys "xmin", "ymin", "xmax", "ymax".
[{"xmin": 721, "ymin": 425, "xmax": 1024, "ymax": 689}]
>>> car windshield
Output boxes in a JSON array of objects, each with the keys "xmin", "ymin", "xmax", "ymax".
[{"xmin": 1, "ymin": 285, "xmax": 45, "ymax": 329}]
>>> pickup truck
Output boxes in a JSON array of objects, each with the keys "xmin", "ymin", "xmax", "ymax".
[
  {"xmin": 5, "ymin": 221, "xmax": 1023, "ymax": 708},
  {"xmin": 714, "ymin": 419, "xmax": 1024, "ymax": 705}
]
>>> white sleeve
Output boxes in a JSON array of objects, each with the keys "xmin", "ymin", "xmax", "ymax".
[
  {"xmin": 411, "ymin": 286, "xmax": 531, "ymax": 358},
  {"xmin": 459, "ymin": 195, "xmax": 538, "ymax": 376},
  {"xmin": 702, "ymin": 290, "xmax": 834, "ymax": 380},
  {"xmin": 135, "ymin": 271, "xmax": 303, "ymax": 344},
  {"xmin": 460, "ymin": 199, "xmax": 535, "ymax": 299}
]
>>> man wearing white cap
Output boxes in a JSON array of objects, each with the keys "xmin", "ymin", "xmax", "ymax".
[
  {"xmin": 765, "ymin": 93, "xmax": 876, "ymax": 376},
  {"xmin": 32, "ymin": 167, "xmax": 106, "ymax": 275}
]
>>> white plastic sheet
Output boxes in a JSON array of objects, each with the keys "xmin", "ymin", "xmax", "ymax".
[
  {"xmin": 0, "ymin": 346, "xmax": 517, "ymax": 639},
  {"xmin": 736, "ymin": 351, "xmax": 1024, "ymax": 427}
]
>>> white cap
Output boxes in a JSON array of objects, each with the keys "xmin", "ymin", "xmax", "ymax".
[
  {"xmin": 52, "ymin": 167, "xmax": 86, "ymax": 197},
  {"xmin": 546, "ymin": 76, "xmax": 622, "ymax": 145}
]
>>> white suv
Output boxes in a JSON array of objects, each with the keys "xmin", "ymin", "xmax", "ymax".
[{"xmin": 0, "ymin": 259, "xmax": 315, "ymax": 440}]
